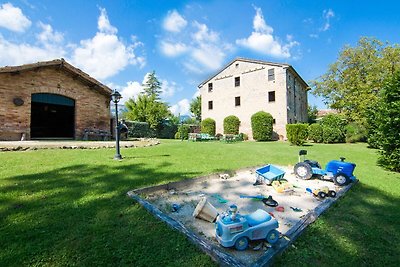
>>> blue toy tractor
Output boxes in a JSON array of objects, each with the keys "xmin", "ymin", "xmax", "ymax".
[{"xmin": 294, "ymin": 150, "xmax": 356, "ymax": 186}]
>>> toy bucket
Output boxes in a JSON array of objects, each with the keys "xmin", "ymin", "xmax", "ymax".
[{"xmin": 193, "ymin": 197, "xmax": 219, "ymax": 222}]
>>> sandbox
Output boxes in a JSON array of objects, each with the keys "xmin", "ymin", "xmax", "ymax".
[{"xmin": 128, "ymin": 165, "xmax": 356, "ymax": 266}]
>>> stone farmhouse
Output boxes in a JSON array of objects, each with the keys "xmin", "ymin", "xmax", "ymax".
[
  {"xmin": 0, "ymin": 59, "xmax": 112, "ymax": 141},
  {"xmin": 198, "ymin": 58, "xmax": 309, "ymax": 140}
]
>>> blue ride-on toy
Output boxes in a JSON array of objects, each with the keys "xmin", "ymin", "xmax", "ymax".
[
  {"xmin": 293, "ymin": 150, "xmax": 356, "ymax": 186},
  {"xmin": 215, "ymin": 205, "xmax": 280, "ymax": 251}
]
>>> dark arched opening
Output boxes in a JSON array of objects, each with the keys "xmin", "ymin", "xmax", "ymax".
[{"xmin": 30, "ymin": 93, "xmax": 75, "ymax": 139}]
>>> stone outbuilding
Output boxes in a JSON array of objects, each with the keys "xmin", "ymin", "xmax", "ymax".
[{"xmin": 0, "ymin": 59, "xmax": 112, "ymax": 141}]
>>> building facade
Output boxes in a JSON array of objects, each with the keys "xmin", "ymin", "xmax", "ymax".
[
  {"xmin": 199, "ymin": 58, "xmax": 309, "ymax": 140},
  {"xmin": 0, "ymin": 59, "xmax": 112, "ymax": 141}
]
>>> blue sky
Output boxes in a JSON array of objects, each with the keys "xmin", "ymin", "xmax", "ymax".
[{"xmin": 1, "ymin": 1, "xmax": 399, "ymax": 115}]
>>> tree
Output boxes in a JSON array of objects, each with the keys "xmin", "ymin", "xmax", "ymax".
[
  {"xmin": 124, "ymin": 94, "xmax": 170, "ymax": 129},
  {"xmin": 142, "ymin": 71, "xmax": 162, "ymax": 100},
  {"xmin": 190, "ymin": 96, "xmax": 201, "ymax": 122},
  {"xmin": 307, "ymin": 105, "xmax": 318, "ymax": 124},
  {"xmin": 311, "ymin": 37, "xmax": 400, "ymax": 125},
  {"xmin": 373, "ymin": 71, "xmax": 400, "ymax": 172}
]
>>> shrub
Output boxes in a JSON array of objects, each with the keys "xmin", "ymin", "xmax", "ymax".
[
  {"xmin": 322, "ymin": 127, "xmax": 345, "ymax": 144},
  {"xmin": 345, "ymin": 122, "xmax": 367, "ymax": 143},
  {"xmin": 286, "ymin": 124, "xmax": 309, "ymax": 146},
  {"xmin": 251, "ymin": 111, "xmax": 273, "ymax": 141},
  {"xmin": 178, "ymin": 124, "xmax": 190, "ymax": 140},
  {"xmin": 157, "ymin": 121, "xmax": 178, "ymax": 139},
  {"xmin": 127, "ymin": 121, "xmax": 156, "ymax": 138},
  {"xmin": 374, "ymin": 71, "xmax": 400, "ymax": 172},
  {"xmin": 241, "ymin": 133, "xmax": 249, "ymax": 141},
  {"xmin": 223, "ymin": 115, "xmax": 240, "ymax": 134},
  {"xmin": 174, "ymin": 131, "xmax": 180, "ymax": 139},
  {"xmin": 319, "ymin": 114, "xmax": 346, "ymax": 143},
  {"xmin": 308, "ymin": 123, "xmax": 324, "ymax": 143},
  {"xmin": 201, "ymin": 118, "xmax": 216, "ymax": 136}
]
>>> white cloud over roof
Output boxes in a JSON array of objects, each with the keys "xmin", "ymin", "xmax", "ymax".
[{"xmin": 0, "ymin": 3, "xmax": 31, "ymax": 32}]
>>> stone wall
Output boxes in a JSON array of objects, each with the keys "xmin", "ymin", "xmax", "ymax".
[{"xmin": 0, "ymin": 66, "xmax": 111, "ymax": 140}]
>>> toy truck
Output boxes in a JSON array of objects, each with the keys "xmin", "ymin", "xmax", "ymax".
[
  {"xmin": 306, "ymin": 186, "xmax": 337, "ymax": 199},
  {"xmin": 294, "ymin": 150, "xmax": 356, "ymax": 186},
  {"xmin": 215, "ymin": 205, "xmax": 280, "ymax": 251}
]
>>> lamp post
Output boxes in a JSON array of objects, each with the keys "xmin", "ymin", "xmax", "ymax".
[{"xmin": 111, "ymin": 90, "xmax": 122, "ymax": 160}]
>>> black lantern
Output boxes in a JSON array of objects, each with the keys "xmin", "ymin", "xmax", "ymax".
[{"xmin": 111, "ymin": 90, "xmax": 122, "ymax": 160}]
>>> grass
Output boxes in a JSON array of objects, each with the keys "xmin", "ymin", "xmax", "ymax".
[{"xmin": 0, "ymin": 140, "xmax": 399, "ymax": 266}]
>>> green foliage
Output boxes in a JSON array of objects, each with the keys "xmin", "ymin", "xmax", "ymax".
[
  {"xmin": 142, "ymin": 70, "xmax": 162, "ymax": 99},
  {"xmin": 126, "ymin": 121, "xmax": 156, "ymax": 138},
  {"xmin": 345, "ymin": 122, "xmax": 367, "ymax": 143},
  {"xmin": 373, "ymin": 72, "xmax": 400, "ymax": 172},
  {"xmin": 223, "ymin": 115, "xmax": 240, "ymax": 135},
  {"xmin": 157, "ymin": 121, "xmax": 178, "ymax": 139},
  {"xmin": 174, "ymin": 131, "xmax": 180, "ymax": 139},
  {"xmin": 201, "ymin": 118, "xmax": 216, "ymax": 136},
  {"xmin": 308, "ymin": 123, "xmax": 324, "ymax": 143},
  {"xmin": 322, "ymin": 127, "xmax": 345, "ymax": 144},
  {"xmin": 308, "ymin": 105, "xmax": 318, "ymax": 123},
  {"xmin": 178, "ymin": 124, "xmax": 190, "ymax": 140},
  {"xmin": 319, "ymin": 114, "xmax": 346, "ymax": 143},
  {"xmin": 190, "ymin": 96, "xmax": 201, "ymax": 122},
  {"xmin": 311, "ymin": 37, "xmax": 400, "ymax": 125},
  {"xmin": 124, "ymin": 94, "xmax": 171, "ymax": 130},
  {"xmin": 286, "ymin": 124, "xmax": 309, "ymax": 146},
  {"xmin": 251, "ymin": 111, "xmax": 274, "ymax": 141},
  {"xmin": 241, "ymin": 133, "xmax": 249, "ymax": 141}
]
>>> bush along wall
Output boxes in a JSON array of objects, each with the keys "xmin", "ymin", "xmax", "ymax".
[
  {"xmin": 126, "ymin": 121, "xmax": 156, "ymax": 138},
  {"xmin": 308, "ymin": 123, "xmax": 324, "ymax": 143},
  {"xmin": 251, "ymin": 111, "xmax": 273, "ymax": 141},
  {"xmin": 223, "ymin": 115, "xmax": 240, "ymax": 134},
  {"xmin": 286, "ymin": 124, "xmax": 309, "ymax": 146},
  {"xmin": 177, "ymin": 124, "xmax": 190, "ymax": 140},
  {"xmin": 201, "ymin": 118, "xmax": 216, "ymax": 136}
]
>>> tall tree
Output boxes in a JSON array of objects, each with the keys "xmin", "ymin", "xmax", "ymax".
[
  {"xmin": 307, "ymin": 105, "xmax": 318, "ymax": 124},
  {"xmin": 124, "ymin": 94, "xmax": 170, "ymax": 129},
  {"xmin": 190, "ymin": 96, "xmax": 201, "ymax": 122},
  {"xmin": 142, "ymin": 71, "xmax": 162, "ymax": 100},
  {"xmin": 311, "ymin": 37, "xmax": 400, "ymax": 125}
]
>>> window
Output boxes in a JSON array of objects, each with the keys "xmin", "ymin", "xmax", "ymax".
[
  {"xmin": 208, "ymin": 100, "xmax": 213, "ymax": 110},
  {"xmin": 268, "ymin": 91, "xmax": 276, "ymax": 102},
  {"xmin": 234, "ymin": 76, "xmax": 240, "ymax": 87},
  {"xmin": 268, "ymin": 68, "xmax": 275, "ymax": 81},
  {"xmin": 235, "ymin": 63, "xmax": 239, "ymax": 68},
  {"xmin": 208, "ymin": 82, "xmax": 213, "ymax": 92},
  {"xmin": 235, "ymin": 96, "xmax": 241, "ymax": 107},
  {"xmin": 273, "ymin": 119, "xmax": 276, "ymax": 124}
]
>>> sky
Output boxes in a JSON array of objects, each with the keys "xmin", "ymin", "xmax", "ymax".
[{"xmin": 1, "ymin": 0, "xmax": 400, "ymax": 116}]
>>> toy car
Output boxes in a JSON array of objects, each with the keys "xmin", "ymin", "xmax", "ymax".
[
  {"xmin": 294, "ymin": 150, "xmax": 356, "ymax": 186},
  {"xmin": 306, "ymin": 186, "xmax": 337, "ymax": 199},
  {"xmin": 215, "ymin": 205, "xmax": 280, "ymax": 251}
]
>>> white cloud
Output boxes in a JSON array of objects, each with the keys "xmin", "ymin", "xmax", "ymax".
[
  {"xmin": 236, "ymin": 6, "xmax": 299, "ymax": 58},
  {"xmin": 70, "ymin": 8, "xmax": 145, "ymax": 80},
  {"xmin": 160, "ymin": 10, "xmax": 232, "ymax": 74},
  {"xmin": 309, "ymin": 33, "xmax": 319, "ymax": 39},
  {"xmin": 170, "ymin": 98, "xmax": 190, "ymax": 116},
  {"xmin": 161, "ymin": 79, "xmax": 180, "ymax": 98},
  {"xmin": 163, "ymin": 10, "xmax": 187, "ymax": 33},
  {"xmin": 0, "ymin": 3, "xmax": 31, "ymax": 32},
  {"xmin": 160, "ymin": 41, "xmax": 188, "ymax": 57},
  {"xmin": 0, "ymin": 34, "xmax": 65, "ymax": 65},
  {"xmin": 112, "ymin": 81, "xmax": 144, "ymax": 104},
  {"xmin": 98, "ymin": 7, "xmax": 117, "ymax": 34},
  {"xmin": 36, "ymin": 22, "xmax": 63, "ymax": 45},
  {"xmin": 321, "ymin": 9, "xmax": 335, "ymax": 31}
]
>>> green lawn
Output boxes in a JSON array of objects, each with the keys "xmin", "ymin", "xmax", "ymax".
[{"xmin": 1, "ymin": 140, "xmax": 399, "ymax": 266}]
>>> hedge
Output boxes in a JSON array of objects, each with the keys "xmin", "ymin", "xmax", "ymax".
[
  {"xmin": 201, "ymin": 118, "xmax": 216, "ymax": 136},
  {"xmin": 308, "ymin": 123, "xmax": 324, "ymax": 143},
  {"xmin": 251, "ymin": 111, "xmax": 273, "ymax": 141},
  {"xmin": 126, "ymin": 120, "xmax": 176, "ymax": 139},
  {"xmin": 177, "ymin": 124, "xmax": 190, "ymax": 140},
  {"xmin": 286, "ymin": 124, "xmax": 309, "ymax": 146},
  {"xmin": 223, "ymin": 115, "xmax": 240, "ymax": 134}
]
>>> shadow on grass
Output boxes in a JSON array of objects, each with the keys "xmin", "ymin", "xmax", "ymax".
[
  {"xmin": 274, "ymin": 182, "xmax": 400, "ymax": 266},
  {"xmin": 0, "ymin": 163, "xmax": 216, "ymax": 267}
]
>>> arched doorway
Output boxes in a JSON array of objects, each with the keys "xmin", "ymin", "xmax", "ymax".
[{"xmin": 30, "ymin": 93, "xmax": 75, "ymax": 139}]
